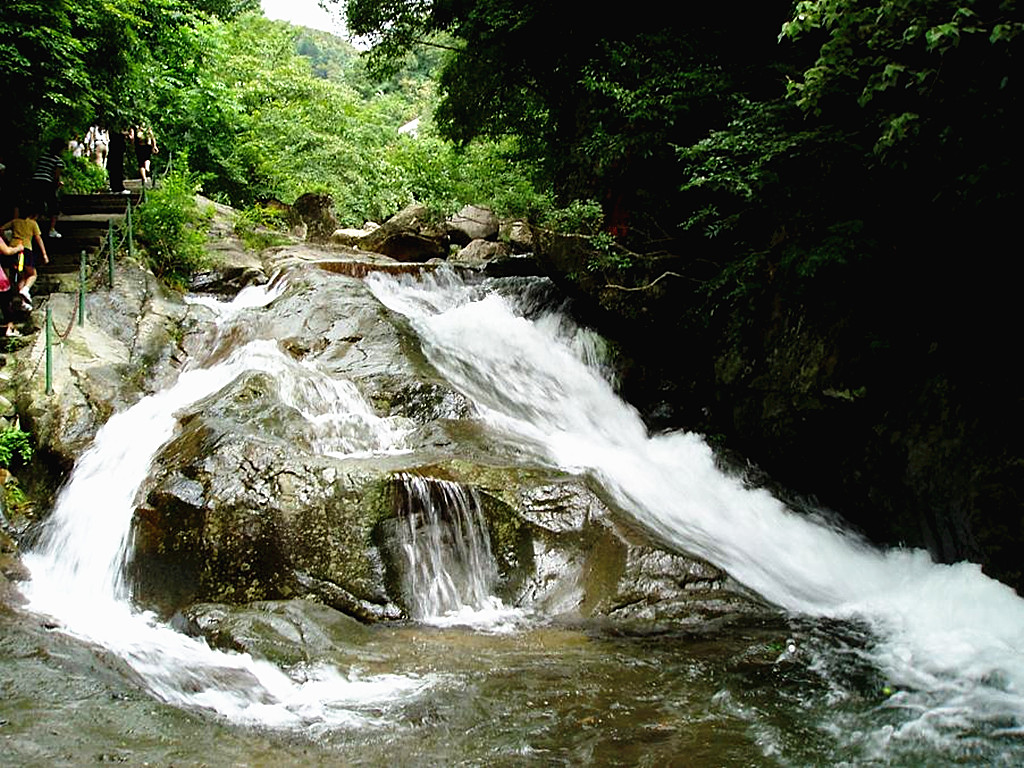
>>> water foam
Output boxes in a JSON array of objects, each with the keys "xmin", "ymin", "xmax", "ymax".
[
  {"xmin": 367, "ymin": 269, "xmax": 1024, "ymax": 746},
  {"xmin": 22, "ymin": 284, "xmax": 430, "ymax": 727}
]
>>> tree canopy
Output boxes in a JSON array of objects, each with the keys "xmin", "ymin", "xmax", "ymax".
[
  {"xmin": 0, "ymin": 0, "xmax": 257, "ymax": 171},
  {"xmin": 343, "ymin": 0, "xmax": 1023, "ymax": 271}
]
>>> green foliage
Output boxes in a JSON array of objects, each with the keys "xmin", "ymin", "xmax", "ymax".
[
  {"xmin": 777, "ymin": 220, "xmax": 870, "ymax": 282},
  {"xmin": 142, "ymin": 12, "xmax": 548, "ymax": 228},
  {"xmin": 388, "ymin": 130, "xmax": 552, "ymax": 220},
  {"xmin": 135, "ymin": 161, "xmax": 210, "ymax": 290},
  {"xmin": 0, "ymin": 428, "xmax": 32, "ymax": 469},
  {"xmin": 233, "ymin": 204, "xmax": 289, "ymax": 251},
  {"xmin": 0, "ymin": 0, "xmax": 254, "ymax": 186},
  {"xmin": 60, "ymin": 154, "xmax": 108, "ymax": 194},
  {"xmin": 344, "ymin": 1, "xmax": 796, "ymax": 247},
  {"xmin": 584, "ymin": 232, "xmax": 634, "ymax": 275},
  {"xmin": 540, "ymin": 199, "xmax": 604, "ymax": 235},
  {"xmin": 780, "ymin": 0, "xmax": 1023, "ymax": 197}
]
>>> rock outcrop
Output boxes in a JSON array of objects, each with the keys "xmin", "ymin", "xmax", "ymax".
[
  {"xmin": 355, "ymin": 203, "xmax": 449, "ymax": 262},
  {"xmin": 5, "ymin": 203, "xmax": 762, "ymax": 634},
  {"xmin": 446, "ymin": 204, "xmax": 499, "ymax": 246}
]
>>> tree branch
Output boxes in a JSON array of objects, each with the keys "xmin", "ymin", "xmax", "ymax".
[{"xmin": 602, "ymin": 271, "xmax": 699, "ymax": 291}]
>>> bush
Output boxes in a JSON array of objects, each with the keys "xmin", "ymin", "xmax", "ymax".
[
  {"xmin": 540, "ymin": 199, "xmax": 604, "ymax": 234},
  {"xmin": 134, "ymin": 161, "xmax": 211, "ymax": 290},
  {"xmin": 233, "ymin": 204, "xmax": 289, "ymax": 251},
  {"xmin": 0, "ymin": 427, "xmax": 32, "ymax": 469},
  {"xmin": 59, "ymin": 153, "xmax": 108, "ymax": 194}
]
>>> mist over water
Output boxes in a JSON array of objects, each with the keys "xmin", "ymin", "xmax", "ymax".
[{"xmin": 367, "ymin": 270, "xmax": 1024, "ymax": 754}]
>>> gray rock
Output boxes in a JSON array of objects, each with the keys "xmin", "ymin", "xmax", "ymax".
[
  {"xmin": 499, "ymin": 219, "xmax": 534, "ymax": 254},
  {"xmin": 292, "ymin": 192, "xmax": 339, "ymax": 242},
  {"xmin": 450, "ymin": 238, "xmax": 510, "ymax": 268},
  {"xmin": 447, "ymin": 205, "xmax": 499, "ymax": 246},
  {"xmin": 14, "ymin": 200, "xmax": 766, "ymax": 634},
  {"xmin": 357, "ymin": 203, "xmax": 449, "ymax": 262}
]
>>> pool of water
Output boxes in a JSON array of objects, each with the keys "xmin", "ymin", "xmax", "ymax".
[{"xmin": 5, "ymin": 600, "xmax": 1018, "ymax": 767}]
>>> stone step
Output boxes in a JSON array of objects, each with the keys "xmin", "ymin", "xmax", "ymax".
[{"xmin": 61, "ymin": 192, "xmax": 143, "ymax": 215}]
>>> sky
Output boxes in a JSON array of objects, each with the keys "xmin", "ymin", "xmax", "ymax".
[{"xmin": 260, "ymin": 0, "xmax": 348, "ymax": 36}]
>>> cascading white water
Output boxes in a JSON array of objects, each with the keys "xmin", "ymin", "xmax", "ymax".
[
  {"xmin": 21, "ymin": 284, "xmax": 428, "ymax": 728},
  {"xmin": 366, "ymin": 269, "xmax": 1024, "ymax": 747},
  {"xmin": 392, "ymin": 474, "xmax": 520, "ymax": 631},
  {"xmin": 395, "ymin": 475, "xmax": 497, "ymax": 618}
]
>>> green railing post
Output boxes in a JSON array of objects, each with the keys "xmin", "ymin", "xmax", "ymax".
[
  {"xmin": 79, "ymin": 250, "xmax": 86, "ymax": 327},
  {"xmin": 108, "ymin": 218, "xmax": 115, "ymax": 287},
  {"xmin": 45, "ymin": 305, "xmax": 53, "ymax": 395},
  {"xmin": 126, "ymin": 197, "xmax": 134, "ymax": 260}
]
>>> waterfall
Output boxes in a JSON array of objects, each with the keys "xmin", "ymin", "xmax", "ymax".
[
  {"xmin": 21, "ymin": 285, "xmax": 428, "ymax": 728},
  {"xmin": 366, "ymin": 270, "xmax": 1024, "ymax": 742},
  {"xmin": 391, "ymin": 474, "xmax": 518, "ymax": 630},
  {"xmin": 19, "ymin": 261, "xmax": 1024, "ymax": 749}
]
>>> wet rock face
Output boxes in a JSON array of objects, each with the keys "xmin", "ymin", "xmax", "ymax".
[
  {"xmin": 126, "ymin": 268, "xmax": 481, "ymax": 620},
  {"xmin": 17, "ymin": 263, "xmax": 192, "ymax": 459},
  {"xmin": 132, "ymin": 426, "xmax": 400, "ymax": 619},
  {"xmin": 20, "ymin": 231, "xmax": 762, "ymax": 630},
  {"xmin": 509, "ymin": 479, "xmax": 760, "ymax": 627},
  {"xmin": 129, "ymin": 264, "xmax": 757, "ymax": 626},
  {"xmin": 179, "ymin": 599, "xmax": 374, "ymax": 665}
]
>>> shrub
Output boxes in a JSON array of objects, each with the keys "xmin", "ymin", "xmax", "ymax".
[
  {"xmin": 60, "ymin": 153, "xmax": 108, "ymax": 194},
  {"xmin": 134, "ymin": 161, "xmax": 211, "ymax": 290},
  {"xmin": 0, "ymin": 427, "xmax": 32, "ymax": 469},
  {"xmin": 540, "ymin": 199, "xmax": 604, "ymax": 234},
  {"xmin": 233, "ymin": 204, "xmax": 289, "ymax": 251}
]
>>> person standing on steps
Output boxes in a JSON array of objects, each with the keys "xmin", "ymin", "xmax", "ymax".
[
  {"xmin": 0, "ymin": 206, "xmax": 49, "ymax": 310},
  {"xmin": 86, "ymin": 125, "xmax": 109, "ymax": 168},
  {"xmin": 30, "ymin": 138, "xmax": 65, "ymax": 238},
  {"xmin": 132, "ymin": 125, "xmax": 158, "ymax": 188},
  {"xmin": 107, "ymin": 128, "xmax": 128, "ymax": 194}
]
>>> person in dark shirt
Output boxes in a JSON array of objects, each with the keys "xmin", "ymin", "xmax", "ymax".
[{"xmin": 30, "ymin": 138, "xmax": 65, "ymax": 238}]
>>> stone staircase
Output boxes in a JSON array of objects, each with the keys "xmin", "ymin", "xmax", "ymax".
[
  {"xmin": 36, "ymin": 186, "xmax": 143, "ymax": 290},
  {"xmin": 43, "ymin": 190, "xmax": 142, "ymax": 268}
]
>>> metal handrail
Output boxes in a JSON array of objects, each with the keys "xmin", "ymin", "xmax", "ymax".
[{"xmin": 41, "ymin": 193, "xmax": 137, "ymax": 394}]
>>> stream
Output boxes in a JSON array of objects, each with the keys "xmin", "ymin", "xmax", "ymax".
[{"xmin": 2, "ymin": 268, "xmax": 1023, "ymax": 766}]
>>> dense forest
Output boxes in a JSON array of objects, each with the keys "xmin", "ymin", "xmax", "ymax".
[
  {"xmin": 0, "ymin": 0, "xmax": 547, "ymax": 226},
  {"xmin": 3, "ymin": 0, "xmax": 1024, "ymax": 590}
]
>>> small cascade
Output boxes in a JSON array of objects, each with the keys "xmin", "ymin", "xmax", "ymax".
[
  {"xmin": 20, "ymin": 284, "xmax": 430, "ymax": 727},
  {"xmin": 185, "ymin": 273, "xmax": 288, "ymax": 318},
  {"xmin": 392, "ymin": 474, "xmax": 518, "ymax": 629},
  {"xmin": 366, "ymin": 268, "xmax": 1024, "ymax": 750},
  {"xmin": 274, "ymin": 360, "xmax": 408, "ymax": 457}
]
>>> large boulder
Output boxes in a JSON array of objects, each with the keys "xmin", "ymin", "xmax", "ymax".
[
  {"xmin": 357, "ymin": 203, "xmax": 449, "ymax": 262},
  {"xmin": 123, "ymin": 264, "xmax": 756, "ymax": 626},
  {"xmin": 446, "ymin": 205, "xmax": 499, "ymax": 246},
  {"xmin": 292, "ymin": 193, "xmax": 339, "ymax": 242},
  {"xmin": 450, "ymin": 238, "xmax": 510, "ymax": 268}
]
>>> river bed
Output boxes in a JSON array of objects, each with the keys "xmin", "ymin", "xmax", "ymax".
[
  {"xmin": 6, "ymin": 601, "xmax": 984, "ymax": 767},
  {"xmin": 4, "ymin": 267, "xmax": 1024, "ymax": 766}
]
